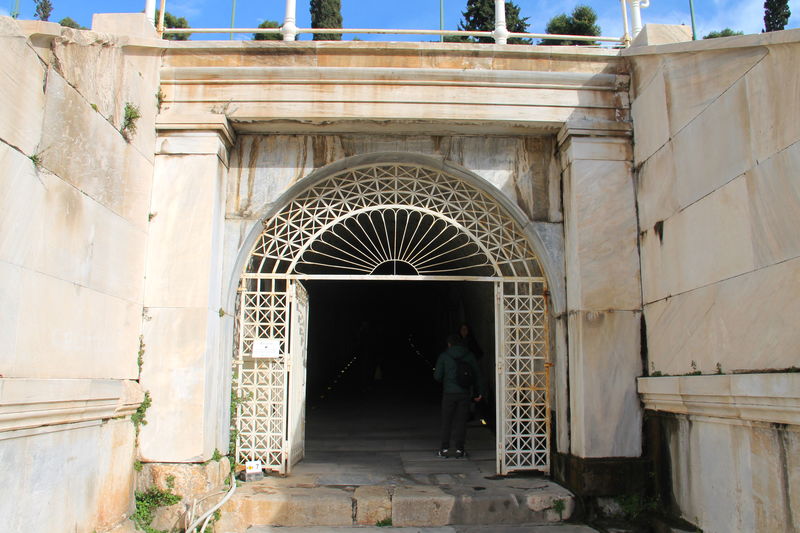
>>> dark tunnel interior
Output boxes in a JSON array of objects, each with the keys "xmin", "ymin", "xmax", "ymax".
[{"xmin": 303, "ymin": 279, "xmax": 498, "ymax": 444}]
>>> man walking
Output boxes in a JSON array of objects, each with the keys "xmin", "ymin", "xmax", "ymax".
[{"xmin": 434, "ymin": 334, "xmax": 484, "ymax": 458}]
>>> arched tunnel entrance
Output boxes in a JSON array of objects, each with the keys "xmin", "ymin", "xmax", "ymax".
[
  {"xmin": 232, "ymin": 157, "xmax": 552, "ymax": 476},
  {"xmin": 303, "ymin": 280, "xmax": 496, "ymax": 464}
]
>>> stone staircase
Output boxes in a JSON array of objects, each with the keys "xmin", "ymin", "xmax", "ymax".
[{"xmin": 215, "ymin": 462, "xmax": 578, "ymax": 532}]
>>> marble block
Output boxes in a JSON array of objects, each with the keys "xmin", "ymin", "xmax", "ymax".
[
  {"xmin": 672, "ymin": 79, "xmax": 753, "ymax": 210},
  {"xmin": 568, "ymin": 310, "xmax": 642, "ymax": 458},
  {"xmin": 0, "ymin": 18, "xmax": 46, "ymax": 156},
  {"xmin": 644, "ymin": 256, "xmax": 800, "ymax": 375}
]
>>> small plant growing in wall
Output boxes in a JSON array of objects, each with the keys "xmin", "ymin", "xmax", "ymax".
[
  {"xmin": 552, "ymin": 498, "xmax": 566, "ymax": 519},
  {"xmin": 155, "ymin": 88, "xmax": 166, "ymax": 112},
  {"xmin": 121, "ymin": 102, "xmax": 141, "ymax": 141},
  {"xmin": 132, "ymin": 486, "xmax": 182, "ymax": 533},
  {"xmin": 689, "ymin": 360, "xmax": 701, "ymax": 375},
  {"xmin": 29, "ymin": 153, "xmax": 43, "ymax": 169},
  {"xmin": 132, "ymin": 391, "xmax": 152, "ymax": 438}
]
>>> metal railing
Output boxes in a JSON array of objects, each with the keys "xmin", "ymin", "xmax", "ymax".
[{"xmin": 145, "ymin": 0, "xmax": 649, "ymax": 46}]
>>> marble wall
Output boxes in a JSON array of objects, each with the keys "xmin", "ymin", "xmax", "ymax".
[
  {"xmin": 627, "ymin": 30, "xmax": 800, "ymax": 375},
  {"xmin": 627, "ymin": 28, "xmax": 800, "ymax": 532},
  {"xmin": 0, "ymin": 16, "xmax": 160, "ymax": 533}
]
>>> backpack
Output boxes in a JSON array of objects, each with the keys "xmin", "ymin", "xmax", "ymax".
[{"xmin": 455, "ymin": 358, "xmax": 475, "ymax": 389}]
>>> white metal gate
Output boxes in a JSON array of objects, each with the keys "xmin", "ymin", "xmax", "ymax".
[
  {"xmin": 234, "ymin": 277, "xmax": 308, "ymax": 474},
  {"xmin": 234, "ymin": 163, "xmax": 551, "ymax": 474},
  {"xmin": 496, "ymin": 280, "xmax": 550, "ymax": 474}
]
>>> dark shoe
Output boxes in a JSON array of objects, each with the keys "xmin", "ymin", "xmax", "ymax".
[
  {"xmin": 454, "ymin": 449, "xmax": 466, "ymax": 459},
  {"xmin": 437, "ymin": 448, "xmax": 449, "ymax": 458}
]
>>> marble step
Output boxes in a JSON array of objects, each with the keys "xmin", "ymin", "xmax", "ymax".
[{"xmin": 215, "ymin": 477, "xmax": 576, "ymax": 532}]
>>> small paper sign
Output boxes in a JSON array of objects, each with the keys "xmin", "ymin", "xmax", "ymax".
[
  {"xmin": 245, "ymin": 460, "xmax": 262, "ymax": 473},
  {"xmin": 252, "ymin": 339, "xmax": 281, "ymax": 358}
]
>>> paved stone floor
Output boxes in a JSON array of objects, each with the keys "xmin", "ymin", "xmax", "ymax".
[{"xmin": 219, "ymin": 391, "xmax": 592, "ymax": 532}]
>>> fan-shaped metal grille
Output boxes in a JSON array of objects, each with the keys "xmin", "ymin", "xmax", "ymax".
[{"xmin": 247, "ymin": 164, "xmax": 541, "ymax": 278}]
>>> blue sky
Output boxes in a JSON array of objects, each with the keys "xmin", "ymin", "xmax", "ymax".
[{"xmin": 3, "ymin": 0, "xmax": 798, "ymax": 41}]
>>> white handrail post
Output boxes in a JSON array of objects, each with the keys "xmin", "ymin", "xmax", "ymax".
[
  {"xmin": 620, "ymin": 0, "xmax": 631, "ymax": 46},
  {"xmin": 145, "ymin": 0, "xmax": 156, "ymax": 25},
  {"xmin": 629, "ymin": 0, "xmax": 643, "ymax": 38},
  {"xmin": 282, "ymin": 0, "xmax": 298, "ymax": 41},
  {"xmin": 493, "ymin": 0, "xmax": 509, "ymax": 44}
]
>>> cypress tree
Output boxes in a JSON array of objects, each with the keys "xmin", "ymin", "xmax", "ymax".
[
  {"xmin": 764, "ymin": 0, "xmax": 791, "ymax": 31},
  {"xmin": 310, "ymin": 0, "xmax": 343, "ymax": 41},
  {"xmin": 34, "ymin": 0, "xmax": 53, "ymax": 22}
]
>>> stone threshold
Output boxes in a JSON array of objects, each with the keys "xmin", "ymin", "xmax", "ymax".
[{"xmin": 216, "ymin": 475, "xmax": 575, "ymax": 532}]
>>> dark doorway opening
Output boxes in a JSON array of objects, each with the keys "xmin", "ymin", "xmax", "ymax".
[{"xmin": 303, "ymin": 280, "xmax": 496, "ymax": 459}]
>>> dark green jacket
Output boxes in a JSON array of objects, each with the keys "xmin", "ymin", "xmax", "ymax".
[{"xmin": 433, "ymin": 345, "xmax": 484, "ymax": 396}]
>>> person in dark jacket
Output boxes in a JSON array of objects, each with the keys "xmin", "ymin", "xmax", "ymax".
[{"xmin": 433, "ymin": 333, "xmax": 484, "ymax": 458}]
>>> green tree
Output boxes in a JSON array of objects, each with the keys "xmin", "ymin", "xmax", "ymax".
[
  {"xmin": 156, "ymin": 10, "xmax": 191, "ymax": 41},
  {"xmin": 703, "ymin": 28, "xmax": 744, "ymax": 39},
  {"xmin": 59, "ymin": 17, "xmax": 87, "ymax": 30},
  {"xmin": 448, "ymin": 0, "xmax": 530, "ymax": 44},
  {"xmin": 541, "ymin": 5, "xmax": 600, "ymax": 45},
  {"xmin": 764, "ymin": 0, "xmax": 791, "ymax": 31},
  {"xmin": 310, "ymin": 0, "xmax": 343, "ymax": 41},
  {"xmin": 34, "ymin": 0, "xmax": 53, "ymax": 21},
  {"xmin": 254, "ymin": 20, "xmax": 281, "ymax": 40}
]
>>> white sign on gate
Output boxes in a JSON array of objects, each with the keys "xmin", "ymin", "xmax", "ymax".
[{"xmin": 252, "ymin": 338, "xmax": 281, "ymax": 358}]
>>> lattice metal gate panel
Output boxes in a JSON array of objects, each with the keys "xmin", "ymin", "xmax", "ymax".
[
  {"xmin": 496, "ymin": 280, "xmax": 550, "ymax": 474},
  {"xmin": 234, "ymin": 277, "xmax": 290, "ymax": 472},
  {"xmin": 234, "ymin": 162, "xmax": 552, "ymax": 475}
]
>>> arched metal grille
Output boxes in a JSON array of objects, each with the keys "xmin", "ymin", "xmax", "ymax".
[
  {"xmin": 247, "ymin": 164, "xmax": 542, "ymax": 278},
  {"xmin": 235, "ymin": 162, "xmax": 551, "ymax": 475}
]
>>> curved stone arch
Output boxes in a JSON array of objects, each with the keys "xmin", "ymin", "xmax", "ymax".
[
  {"xmin": 228, "ymin": 152, "xmax": 565, "ymax": 314},
  {"xmin": 228, "ymin": 152, "xmax": 565, "ymax": 474}
]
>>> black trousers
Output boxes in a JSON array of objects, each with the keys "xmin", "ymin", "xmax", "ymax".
[{"xmin": 440, "ymin": 392, "xmax": 471, "ymax": 450}]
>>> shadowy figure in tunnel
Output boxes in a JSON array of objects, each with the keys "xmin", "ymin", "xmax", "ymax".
[{"xmin": 434, "ymin": 333, "xmax": 485, "ymax": 458}]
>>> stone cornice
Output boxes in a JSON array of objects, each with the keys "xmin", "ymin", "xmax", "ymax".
[
  {"xmin": 161, "ymin": 66, "xmax": 624, "ymax": 92},
  {"xmin": 638, "ymin": 374, "xmax": 800, "ymax": 426},
  {"xmin": 0, "ymin": 378, "xmax": 144, "ymax": 440}
]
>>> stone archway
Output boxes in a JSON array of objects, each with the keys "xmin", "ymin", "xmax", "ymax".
[{"xmin": 232, "ymin": 155, "xmax": 555, "ymax": 475}]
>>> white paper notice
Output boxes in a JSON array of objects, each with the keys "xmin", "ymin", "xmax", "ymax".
[{"xmin": 252, "ymin": 339, "xmax": 281, "ymax": 358}]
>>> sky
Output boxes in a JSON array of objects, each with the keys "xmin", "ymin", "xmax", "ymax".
[{"xmin": 3, "ymin": 0, "xmax": 799, "ymax": 42}]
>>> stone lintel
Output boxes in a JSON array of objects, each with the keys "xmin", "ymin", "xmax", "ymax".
[
  {"xmin": 0, "ymin": 378, "xmax": 144, "ymax": 439},
  {"xmin": 638, "ymin": 373, "xmax": 800, "ymax": 426}
]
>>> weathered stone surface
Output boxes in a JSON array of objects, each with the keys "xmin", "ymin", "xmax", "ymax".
[
  {"xmin": 393, "ymin": 485, "xmax": 455, "ymax": 526},
  {"xmin": 640, "ymin": 175, "xmax": 754, "ymax": 304},
  {"xmin": 139, "ymin": 307, "xmax": 215, "ymax": 461},
  {"xmin": 354, "ymin": 485, "xmax": 391, "ymax": 525},
  {"xmin": 0, "ymin": 147, "xmax": 147, "ymax": 304},
  {"xmin": 1, "ymin": 263, "xmax": 141, "ymax": 379},
  {"xmin": 631, "ymin": 70, "xmax": 669, "ymax": 165},
  {"xmin": 563, "ymin": 158, "xmax": 641, "ymax": 311},
  {"xmin": 662, "ymin": 46, "xmax": 766, "ymax": 137},
  {"xmin": 145, "ymin": 152, "xmax": 226, "ymax": 308},
  {"xmin": 568, "ymin": 310, "xmax": 642, "ymax": 458},
  {"xmin": 672, "ymin": 79, "xmax": 753, "ymax": 210},
  {"xmin": 0, "ymin": 418, "xmax": 136, "ymax": 533},
  {"xmin": 630, "ymin": 24, "xmax": 692, "ymax": 48},
  {"xmin": 658, "ymin": 414, "xmax": 798, "ymax": 533},
  {"xmin": 636, "ymin": 142, "xmax": 678, "ymax": 232},
  {"xmin": 745, "ymin": 42, "xmax": 800, "ymax": 163},
  {"xmin": 746, "ymin": 140, "xmax": 800, "ymax": 269},
  {"xmin": 220, "ymin": 486, "xmax": 353, "ymax": 528},
  {"xmin": 644, "ymin": 255, "xmax": 800, "ymax": 375},
  {"xmin": 0, "ymin": 18, "xmax": 46, "ymax": 156},
  {"xmin": 137, "ymin": 458, "xmax": 231, "ymax": 498},
  {"xmin": 40, "ymin": 69, "xmax": 153, "ymax": 229}
]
